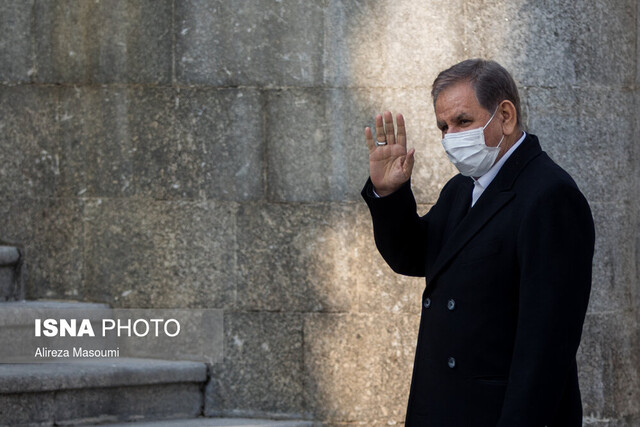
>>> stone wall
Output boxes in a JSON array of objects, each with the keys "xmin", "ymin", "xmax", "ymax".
[{"xmin": 0, "ymin": 0, "xmax": 638, "ymax": 424}]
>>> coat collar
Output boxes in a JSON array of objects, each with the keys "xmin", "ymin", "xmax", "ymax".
[{"xmin": 427, "ymin": 133, "xmax": 543, "ymax": 285}]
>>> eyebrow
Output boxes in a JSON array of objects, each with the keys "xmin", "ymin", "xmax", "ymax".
[
  {"xmin": 437, "ymin": 112, "xmax": 474, "ymax": 130},
  {"xmin": 454, "ymin": 112, "xmax": 473, "ymax": 122}
]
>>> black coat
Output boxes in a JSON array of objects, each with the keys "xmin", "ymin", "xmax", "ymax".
[{"xmin": 362, "ymin": 134, "xmax": 595, "ymax": 426}]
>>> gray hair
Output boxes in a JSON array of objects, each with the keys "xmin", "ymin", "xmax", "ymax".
[{"xmin": 431, "ymin": 59, "xmax": 522, "ymax": 127}]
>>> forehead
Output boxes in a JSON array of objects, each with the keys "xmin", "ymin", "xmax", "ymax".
[{"xmin": 434, "ymin": 81, "xmax": 485, "ymax": 120}]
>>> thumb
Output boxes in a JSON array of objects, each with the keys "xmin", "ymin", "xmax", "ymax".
[{"xmin": 403, "ymin": 148, "xmax": 415, "ymax": 177}]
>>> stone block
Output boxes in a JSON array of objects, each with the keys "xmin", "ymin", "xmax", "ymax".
[
  {"xmin": 0, "ymin": 391, "xmax": 55, "ymax": 426},
  {"xmin": 525, "ymin": 87, "xmax": 635, "ymax": 203},
  {"xmin": 578, "ymin": 311, "xmax": 640, "ymax": 419},
  {"xmin": 58, "ymin": 86, "xmax": 135, "ymax": 198},
  {"xmin": 60, "ymin": 86, "xmax": 263, "ymax": 200},
  {"xmin": 323, "ymin": 0, "xmax": 386, "ymax": 88},
  {"xmin": 34, "ymin": 0, "xmax": 172, "ymax": 84},
  {"xmin": 100, "ymin": 419, "xmax": 315, "ymax": 427},
  {"xmin": 355, "ymin": 204, "xmax": 427, "ymax": 315},
  {"xmin": 55, "ymin": 383, "xmax": 202, "ymax": 424},
  {"xmin": 176, "ymin": 0, "xmax": 324, "ymax": 86},
  {"xmin": 236, "ymin": 202, "xmax": 357, "ymax": 312},
  {"xmin": 568, "ymin": 0, "xmax": 636, "ymax": 86},
  {"xmin": 265, "ymin": 89, "xmax": 341, "ymax": 202},
  {"xmin": 378, "ymin": 314, "xmax": 421, "ymax": 422},
  {"xmin": 0, "ymin": 197, "xmax": 83, "ymax": 300},
  {"xmin": 175, "ymin": 88, "xmax": 264, "ymax": 201},
  {"xmin": 60, "ymin": 85, "xmax": 202, "ymax": 199},
  {"xmin": 582, "ymin": 417, "xmax": 640, "ymax": 427},
  {"xmin": 28, "ymin": 197, "xmax": 84, "ymax": 300},
  {"xmin": 128, "ymin": 88, "xmax": 202, "ymax": 200},
  {"xmin": 266, "ymin": 88, "xmax": 454, "ymax": 203},
  {"xmin": 589, "ymin": 202, "xmax": 637, "ymax": 315},
  {"xmin": 0, "ymin": 85, "xmax": 59, "ymax": 199},
  {"xmin": 0, "ymin": 358, "xmax": 206, "ymax": 393},
  {"xmin": 325, "ymin": 0, "xmax": 466, "ymax": 88},
  {"xmin": 0, "ymin": 0, "xmax": 33, "ymax": 83},
  {"xmin": 303, "ymin": 313, "xmax": 418, "ymax": 423},
  {"xmin": 83, "ymin": 199, "xmax": 236, "ymax": 308},
  {"xmin": 205, "ymin": 312, "xmax": 304, "ymax": 416},
  {"xmin": 465, "ymin": 0, "xmax": 636, "ymax": 87},
  {"xmin": 0, "ymin": 199, "xmax": 30, "ymax": 249}
]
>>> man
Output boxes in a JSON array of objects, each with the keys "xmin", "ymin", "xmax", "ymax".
[{"xmin": 361, "ymin": 59, "xmax": 594, "ymax": 426}]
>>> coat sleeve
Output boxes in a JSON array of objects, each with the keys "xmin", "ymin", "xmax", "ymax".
[
  {"xmin": 496, "ymin": 183, "xmax": 595, "ymax": 426},
  {"xmin": 361, "ymin": 178, "xmax": 434, "ymax": 277}
]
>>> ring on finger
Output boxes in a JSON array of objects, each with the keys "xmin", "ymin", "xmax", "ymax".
[{"xmin": 375, "ymin": 141, "xmax": 387, "ymax": 146}]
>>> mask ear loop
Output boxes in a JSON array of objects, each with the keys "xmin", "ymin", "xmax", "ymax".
[
  {"xmin": 484, "ymin": 106, "xmax": 505, "ymax": 147},
  {"xmin": 482, "ymin": 106, "xmax": 500, "ymax": 130}
]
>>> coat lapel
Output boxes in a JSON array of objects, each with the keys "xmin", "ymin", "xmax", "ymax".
[
  {"xmin": 427, "ymin": 134, "xmax": 543, "ymax": 285},
  {"xmin": 442, "ymin": 178, "xmax": 474, "ymax": 242}
]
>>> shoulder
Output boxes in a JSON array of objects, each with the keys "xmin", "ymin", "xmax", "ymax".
[
  {"xmin": 517, "ymin": 150, "xmax": 585, "ymax": 204},
  {"xmin": 514, "ymin": 150, "xmax": 593, "ymax": 237}
]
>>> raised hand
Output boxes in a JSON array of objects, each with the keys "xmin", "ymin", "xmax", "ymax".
[{"xmin": 365, "ymin": 111, "xmax": 415, "ymax": 197}]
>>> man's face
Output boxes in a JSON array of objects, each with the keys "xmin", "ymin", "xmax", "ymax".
[{"xmin": 434, "ymin": 81, "xmax": 503, "ymax": 148}]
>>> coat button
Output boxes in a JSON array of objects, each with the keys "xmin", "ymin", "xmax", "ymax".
[
  {"xmin": 447, "ymin": 299, "xmax": 456, "ymax": 311},
  {"xmin": 423, "ymin": 298, "xmax": 431, "ymax": 309},
  {"xmin": 448, "ymin": 357, "xmax": 456, "ymax": 368}
]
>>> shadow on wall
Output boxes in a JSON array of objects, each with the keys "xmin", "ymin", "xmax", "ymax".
[{"xmin": 301, "ymin": 0, "xmax": 640, "ymax": 423}]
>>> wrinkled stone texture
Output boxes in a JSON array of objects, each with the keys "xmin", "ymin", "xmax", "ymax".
[
  {"xmin": 579, "ymin": 311, "xmax": 640, "ymax": 420},
  {"xmin": 465, "ymin": 0, "xmax": 637, "ymax": 87},
  {"xmin": 84, "ymin": 199, "xmax": 237, "ymax": 309},
  {"xmin": 325, "ymin": 0, "xmax": 466, "ymax": 88},
  {"xmin": 0, "ymin": 197, "xmax": 84, "ymax": 300},
  {"xmin": 0, "ymin": 0, "xmax": 638, "ymax": 425},
  {"xmin": 0, "ymin": 1, "xmax": 33, "ymax": 83},
  {"xmin": 355, "ymin": 203, "xmax": 427, "ymax": 315},
  {"xmin": 176, "ymin": 0, "xmax": 325, "ymax": 86},
  {"xmin": 236, "ymin": 203, "xmax": 358, "ymax": 312},
  {"xmin": 303, "ymin": 313, "xmax": 419, "ymax": 422},
  {"xmin": 0, "ymin": 85, "xmax": 58, "ymax": 199},
  {"xmin": 175, "ymin": 88, "xmax": 265, "ymax": 201},
  {"xmin": 34, "ymin": 0, "xmax": 172, "ymax": 84},
  {"xmin": 205, "ymin": 312, "xmax": 305, "ymax": 417}
]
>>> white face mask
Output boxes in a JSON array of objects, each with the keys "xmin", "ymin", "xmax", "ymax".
[{"xmin": 441, "ymin": 108, "xmax": 504, "ymax": 177}]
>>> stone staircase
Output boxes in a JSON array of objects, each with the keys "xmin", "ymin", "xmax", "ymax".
[{"xmin": 0, "ymin": 247, "xmax": 314, "ymax": 427}]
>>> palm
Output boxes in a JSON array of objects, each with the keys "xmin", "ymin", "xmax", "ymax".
[{"xmin": 365, "ymin": 112, "xmax": 415, "ymax": 197}]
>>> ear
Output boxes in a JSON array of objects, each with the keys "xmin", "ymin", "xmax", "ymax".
[{"xmin": 498, "ymin": 100, "xmax": 518, "ymax": 136}]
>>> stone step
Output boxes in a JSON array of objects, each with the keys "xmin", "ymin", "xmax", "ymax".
[
  {"xmin": 94, "ymin": 417, "xmax": 315, "ymax": 427},
  {"xmin": 0, "ymin": 358, "xmax": 208, "ymax": 426},
  {"xmin": 0, "ymin": 300, "xmax": 112, "ymax": 327},
  {"xmin": 0, "ymin": 245, "xmax": 23, "ymax": 301},
  {"xmin": 0, "ymin": 246, "xmax": 20, "ymax": 265}
]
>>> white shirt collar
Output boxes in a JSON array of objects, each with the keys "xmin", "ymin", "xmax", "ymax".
[{"xmin": 470, "ymin": 131, "xmax": 526, "ymax": 207}]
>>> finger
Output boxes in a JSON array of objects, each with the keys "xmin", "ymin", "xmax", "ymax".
[
  {"xmin": 396, "ymin": 113, "xmax": 406, "ymax": 148},
  {"xmin": 375, "ymin": 114, "xmax": 386, "ymax": 143},
  {"xmin": 384, "ymin": 111, "xmax": 396, "ymax": 145},
  {"xmin": 365, "ymin": 127, "xmax": 375, "ymax": 154},
  {"xmin": 403, "ymin": 148, "xmax": 415, "ymax": 177}
]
